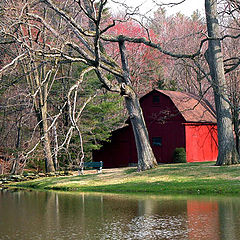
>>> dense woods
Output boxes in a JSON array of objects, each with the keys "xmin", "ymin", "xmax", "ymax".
[{"xmin": 0, "ymin": 0, "xmax": 239, "ymax": 173}]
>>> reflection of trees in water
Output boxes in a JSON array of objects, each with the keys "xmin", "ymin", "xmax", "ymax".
[
  {"xmin": 219, "ymin": 198, "xmax": 240, "ymax": 240},
  {"xmin": 35, "ymin": 192, "xmax": 190, "ymax": 240},
  {"xmin": 138, "ymin": 198, "xmax": 187, "ymax": 217},
  {"xmin": 102, "ymin": 198, "xmax": 188, "ymax": 240},
  {"xmin": 2, "ymin": 191, "xmax": 240, "ymax": 240}
]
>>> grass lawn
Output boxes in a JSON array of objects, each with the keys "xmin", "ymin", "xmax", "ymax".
[{"xmin": 10, "ymin": 162, "xmax": 240, "ymax": 195}]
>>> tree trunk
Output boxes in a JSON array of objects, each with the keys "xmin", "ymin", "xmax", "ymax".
[
  {"xmin": 52, "ymin": 122, "xmax": 59, "ymax": 170},
  {"xmin": 232, "ymin": 93, "xmax": 239, "ymax": 154},
  {"xmin": 234, "ymin": 119, "xmax": 240, "ymax": 155},
  {"xmin": 10, "ymin": 158, "xmax": 19, "ymax": 175},
  {"xmin": 125, "ymin": 90, "xmax": 158, "ymax": 171},
  {"xmin": 205, "ymin": 0, "xmax": 239, "ymax": 165},
  {"xmin": 41, "ymin": 103, "xmax": 55, "ymax": 172},
  {"xmin": 31, "ymin": 65, "xmax": 55, "ymax": 173},
  {"xmin": 119, "ymin": 40, "xmax": 158, "ymax": 171}
]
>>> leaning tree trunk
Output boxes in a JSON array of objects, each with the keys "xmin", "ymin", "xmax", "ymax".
[
  {"xmin": 119, "ymin": 40, "xmax": 158, "ymax": 171},
  {"xmin": 205, "ymin": 0, "xmax": 239, "ymax": 165},
  {"xmin": 124, "ymin": 88, "xmax": 158, "ymax": 171}
]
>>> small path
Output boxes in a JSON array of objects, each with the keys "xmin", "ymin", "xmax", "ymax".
[{"xmin": 72, "ymin": 167, "xmax": 134, "ymax": 178}]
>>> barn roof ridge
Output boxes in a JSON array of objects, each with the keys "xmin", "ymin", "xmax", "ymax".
[{"xmin": 141, "ymin": 89, "xmax": 217, "ymax": 123}]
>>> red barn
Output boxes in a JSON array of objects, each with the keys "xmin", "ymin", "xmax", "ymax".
[{"xmin": 93, "ymin": 89, "xmax": 218, "ymax": 168}]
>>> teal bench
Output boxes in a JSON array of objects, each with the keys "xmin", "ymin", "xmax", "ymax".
[{"xmin": 79, "ymin": 161, "xmax": 103, "ymax": 174}]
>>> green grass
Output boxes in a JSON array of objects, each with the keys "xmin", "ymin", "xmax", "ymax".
[{"xmin": 10, "ymin": 162, "xmax": 240, "ymax": 195}]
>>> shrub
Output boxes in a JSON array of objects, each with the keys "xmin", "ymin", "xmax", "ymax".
[{"xmin": 173, "ymin": 148, "xmax": 186, "ymax": 163}]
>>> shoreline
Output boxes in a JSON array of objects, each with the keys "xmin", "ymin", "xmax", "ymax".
[{"xmin": 7, "ymin": 162, "xmax": 240, "ymax": 196}]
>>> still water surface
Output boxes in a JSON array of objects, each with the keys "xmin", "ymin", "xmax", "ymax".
[{"xmin": 0, "ymin": 189, "xmax": 240, "ymax": 240}]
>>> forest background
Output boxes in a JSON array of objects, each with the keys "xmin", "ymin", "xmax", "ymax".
[{"xmin": 0, "ymin": 0, "xmax": 239, "ymax": 173}]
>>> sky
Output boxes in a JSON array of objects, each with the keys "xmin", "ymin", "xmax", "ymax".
[{"xmin": 108, "ymin": 0, "xmax": 205, "ymax": 17}]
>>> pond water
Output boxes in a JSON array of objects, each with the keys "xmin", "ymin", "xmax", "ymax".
[{"xmin": 0, "ymin": 189, "xmax": 240, "ymax": 240}]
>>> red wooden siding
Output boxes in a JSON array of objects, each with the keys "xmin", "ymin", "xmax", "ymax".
[
  {"xmin": 93, "ymin": 126, "xmax": 133, "ymax": 168},
  {"xmin": 147, "ymin": 121, "xmax": 186, "ymax": 163},
  {"xmin": 185, "ymin": 123, "xmax": 218, "ymax": 162},
  {"xmin": 138, "ymin": 91, "xmax": 186, "ymax": 163}
]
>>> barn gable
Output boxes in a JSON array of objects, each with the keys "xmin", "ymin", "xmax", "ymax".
[{"xmin": 140, "ymin": 89, "xmax": 216, "ymax": 124}]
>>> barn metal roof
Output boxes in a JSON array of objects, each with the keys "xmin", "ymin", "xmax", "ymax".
[{"xmin": 146, "ymin": 89, "xmax": 217, "ymax": 123}]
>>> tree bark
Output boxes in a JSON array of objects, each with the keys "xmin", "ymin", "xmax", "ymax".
[
  {"xmin": 52, "ymin": 122, "xmax": 59, "ymax": 170},
  {"xmin": 232, "ymin": 92, "xmax": 240, "ymax": 154},
  {"xmin": 31, "ymin": 67, "xmax": 55, "ymax": 173},
  {"xmin": 41, "ymin": 103, "xmax": 55, "ymax": 172},
  {"xmin": 125, "ymin": 89, "xmax": 158, "ymax": 171},
  {"xmin": 205, "ymin": 0, "xmax": 239, "ymax": 165},
  {"xmin": 119, "ymin": 40, "xmax": 158, "ymax": 171},
  {"xmin": 10, "ymin": 158, "xmax": 19, "ymax": 175}
]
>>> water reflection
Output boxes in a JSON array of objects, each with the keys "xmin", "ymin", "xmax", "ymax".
[
  {"xmin": 0, "ymin": 189, "xmax": 240, "ymax": 240},
  {"xmin": 187, "ymin": 200, "xmax": 220, "ymax": 240}
]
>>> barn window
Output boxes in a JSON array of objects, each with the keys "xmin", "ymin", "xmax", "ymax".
[
  {"xmin": 152, "ymin": 137, "xmax": 162, "ymax": 146},
  {"xmin": 152, "ymin": 95, "xmax": 160, "ymax": 104}
]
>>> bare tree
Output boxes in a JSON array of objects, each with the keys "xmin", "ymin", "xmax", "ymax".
[
  {"xmin": 26, "ymin": 0, "xmax": 158, "ymax": 171},
  {"xmin": 103, "ymin": 0, "xmax": 240, "ymax": 165},
  {"xmin": 0, "ymin": 0, "xmax": 99, "ymax": 172},
  {"xmin": 1, "ymin": 0, "xmax": 240, "ymax": 169},
  {"xmin": 205, "ymin": 0, "xmax": 239, "ymax": 165}
]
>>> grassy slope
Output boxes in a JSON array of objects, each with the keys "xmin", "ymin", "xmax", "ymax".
[{"xmin": 11, "ymin": 162, "xmax": 240, "ymax": 195}]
